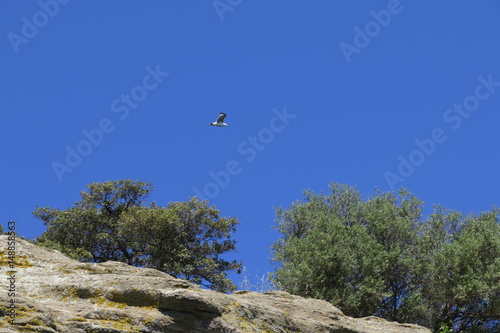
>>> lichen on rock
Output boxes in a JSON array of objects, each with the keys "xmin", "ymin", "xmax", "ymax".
[{"xmin": 0, "ymin": 236, "xmax": 431, "ymax": 332}]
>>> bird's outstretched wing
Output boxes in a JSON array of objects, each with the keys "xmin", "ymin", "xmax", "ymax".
[{"xmin": 217, "ymin": 113, "xmax": 227, "ymax": 123}]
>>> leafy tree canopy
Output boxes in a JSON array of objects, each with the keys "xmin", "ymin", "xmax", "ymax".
[
  {"xmin": 34, "ymin": 179, "xmax": 241, "ymax": 292},
  {"xmin": 271, "ymin": 183, "xmax": 500, "ymax": 332}
]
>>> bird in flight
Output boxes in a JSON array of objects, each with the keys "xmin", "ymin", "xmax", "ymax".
[{"xmin": 209, "ymin": 113, "xmax": 229, "ymax": 127}]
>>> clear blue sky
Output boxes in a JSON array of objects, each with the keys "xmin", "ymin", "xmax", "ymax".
[{"xmin": 2, "ymin": 1, "xmax": 500, "ymax": 289}]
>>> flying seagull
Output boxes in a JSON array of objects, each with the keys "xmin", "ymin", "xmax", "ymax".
[{"xmin": 209, "ymin": 113, "xmax": 229, "ymax": 127}]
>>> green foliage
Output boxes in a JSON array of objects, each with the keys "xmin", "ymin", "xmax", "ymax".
[
  {"xmin": 33, "ymin": 179, "xmax": 241, "ymax": 292},
  {"xmin": 271, "ymin": 182, "xmax": 500, "ymax": 331},
  {"xmin": 438, "ymin": 322, "xmax": 452, "ymax": 333},
  {"xmin": 419, "ymin": 207, "xmax": 500, "ymax": 332},
  {"xmin": 120, "ymin": 199, "xmax": 241, "ymax": 292}
]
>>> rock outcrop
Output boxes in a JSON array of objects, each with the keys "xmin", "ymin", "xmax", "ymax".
[{"xmin": 0, "ymin": 236, "xmax": 431, "ymax": 332}]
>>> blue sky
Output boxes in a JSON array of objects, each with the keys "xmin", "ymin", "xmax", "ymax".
[{"xmin": 2, "ymin": 1, "xmax": 500, "ymax": 289}]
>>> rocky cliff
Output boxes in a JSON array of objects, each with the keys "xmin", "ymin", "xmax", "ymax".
[{"xmin": 0, "ymin": 236, "xmax": 431, "ymax": 333}]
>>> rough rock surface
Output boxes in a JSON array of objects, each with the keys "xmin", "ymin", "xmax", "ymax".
[{"xmin": 0, "ymin": 236, "xmax": 431, "ymax": 333}]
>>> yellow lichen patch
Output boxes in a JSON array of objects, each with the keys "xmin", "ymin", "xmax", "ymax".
[
  {"xmin": 58, "ymin": 263, "xmax": 105, "ymax": 275},
  {"xmin": 90, "ymin": 296, "xmax": 127, "ymax": 309},
  {"xmin": 56, "ymin": 286, "xmax": 154, "ymax": 310},
  {"xmin": 105, "ymin": 288, "xmax": 160, "ymax": 309},
  {"xmin": 96, "ymin": 318, "xmax": 139, "ymax": 332},
  {"xmin": 0, "ymin": 304, "xmax": 36, "ymax": 319},
  {"xmin": 58, "ymin": 287, "xmax": 79, "ymax": 302},
  {"xmin": 18, "ymin": 317, "xmax": 58, "ymax": 332},
  {"xmin": 221, "ymin": 301, "xmax": 297, "ymax": 333},
  {"xmin": 231, "ymin": 301, "xmax": 242, "ymax": 308},
  {"xmin": 0, "ymin": 305, "xmax": 60, "ymax": 333},
  {"xmin": 26, "ymin": 318, "xmax": 44, "ymax": 326},
  {"xmin": 75, "ymin": 264, "xmax": 106, "ymax": 274},
  {"xmin": 222, "ymin": 311, "xmax": 276, "ymax": 333},
  {"xmin": 57, "ymin": 267, "xmax": 71, "ymax": 274},
  {"xmin": 137, "ymin": 305, "xmax": 158, "ymax": 311},
  {"xmin": 57, "ymin": 286, "xmax": 104, "ymax": 303},
  {"xmin": 16, "ymin": 326, "xmax": 43, "ymax": 333},
  {"xmin": 0, "ymin": 249, "xmax": 33, "ymax": 268}
]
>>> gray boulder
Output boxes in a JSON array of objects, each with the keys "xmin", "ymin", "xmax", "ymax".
[{"xmin": 0, "ymin": 236, "xmax": 430, "ymax": 333}]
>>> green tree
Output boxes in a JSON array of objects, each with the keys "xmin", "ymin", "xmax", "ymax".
[
  {"xmin": 362, "ymin": 189, "xmax": 423, "ymax": 322},
  {"xmin": 120, "ymin": 199, "xmax": 241, "ymax": 292},
  {"xmin": 271, "ymin": 182, "xmax": 500, "ymax": 331},
  {"xmin": 34, "ymin": 179, "xmax": 241, "ymax": 292},
  {"xmin": 419, "ymin": 207, "xmax": 500, "ymax": 332},
  {"xmin": 272, "ymin": 184, "xmax": 387, "ymax": 316},
  {"xmin": 34, "ymin": 179, "xmax": 153, "ymax": 263}
]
